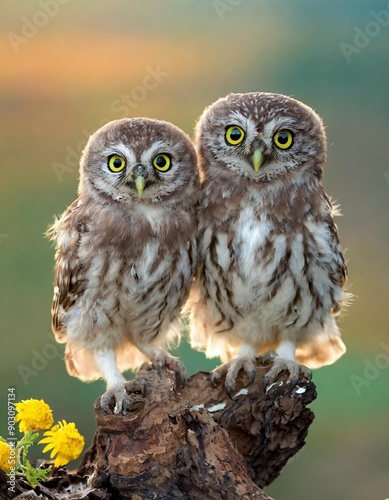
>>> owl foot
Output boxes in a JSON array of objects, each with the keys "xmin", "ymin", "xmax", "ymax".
[
  {"xmin": 100, "ymin": 383, "xmax": 132, "ymax": 416},
  {"xmin": 263, "ymin": 354, "xmax": 312, "ymax": 392},
  {"xmin": 153, "ymin": 351, "xmax": 188, "ymax": 389},
  {"xmin": 211, "ymin": 357, "xmax": 257, "ymax": 398}
]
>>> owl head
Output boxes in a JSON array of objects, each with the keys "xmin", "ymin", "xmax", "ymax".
[
  {"xmin": 195, "ymin": 92, "xmax": 327, "ymax": 183},
  {"xmin": 79, "ymin": 118, "xmax": 199, "ymax": 207}
]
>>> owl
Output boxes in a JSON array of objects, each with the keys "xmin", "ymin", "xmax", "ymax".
[
  {"xmin": 189, "ymin": 92, "xmax": 350, "ymax": 394},
  {"xmin": 48, "ymin": 118, "xmax": 199, "ymax": 414}
]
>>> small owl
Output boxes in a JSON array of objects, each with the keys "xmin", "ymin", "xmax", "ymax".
[
  {"xmin": 189, "ymin": 92, "xmax": 350, "ymax": 394},
  {"xmin": 48, "ymin": 118, "xmax": 199, "ymax": 414}
]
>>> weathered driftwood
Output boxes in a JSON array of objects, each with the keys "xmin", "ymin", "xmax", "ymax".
[{"xmin": 4, "ymin": 359, "xmax": 316, "ymax": 499}]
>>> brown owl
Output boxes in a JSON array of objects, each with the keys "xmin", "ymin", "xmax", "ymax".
[
  {"xmin": 48, "ymin": 118, "xmax": 199, "ymax": 414},
  {"xmin": 189, "ymin": 92, "xmax": 350, "ymax": 394}
]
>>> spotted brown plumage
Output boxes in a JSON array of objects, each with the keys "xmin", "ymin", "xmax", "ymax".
[
  {"xmin": 48, "ymin": 118, "xmax": 200, "ymax": 414},
  {"xmin": 188, "ymin": 92, "xmax": 350, "ymax": 394}
]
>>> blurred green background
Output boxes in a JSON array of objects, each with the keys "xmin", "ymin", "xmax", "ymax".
[{"xmin": 1, "ymin": 1, "xmax": 388, "ymax": 498}]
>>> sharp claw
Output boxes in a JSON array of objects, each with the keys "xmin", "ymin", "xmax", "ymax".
[
  {"xmin": 122, "ymin": 400, "xmax": 132, "ymax": 416},
  {"xmin": 140, "ymin": 383, "xmax": 147, "ymax": 397},
  {"xmin": 156, "ymin": 361, "xmax": 163, "ymax": 376},
  {"xmin": 226, "ymin": 386, "xmax": 235, "ymax": 400},
  {"xmin": 210, "ymin": 372, "xmax": 219, "ymax": 387},
  {"xmin": 174, "ymin": 370, "xmax": 186, "ymax": 389},
  {"xmin": 248, "ymin": 369, "xmax": 256, "ymax": 386},
  {"xmin": 263, "ymin": 375, "xmax": 270, "ymax": 388},
  {"xmin": 153, "ymin": 354, "xmax": 187, "ymax": 391},
  {"xmin": 288, "ymin": 377, "xmax": 298, "ymax": 391},
  {"xmin": 101, "ymin": 383, "xmax": 133, "ymax": 415},
  {"xmin": 180, "ymin": 373, "xmax": 187, "ymax": 388},
  {"xmin": 303, "ymin": 368, "xmax": 312, "ymax": 381},
  {"xmin": 101, "ymin": 395, "xmax": 111, "ymax": 412}
]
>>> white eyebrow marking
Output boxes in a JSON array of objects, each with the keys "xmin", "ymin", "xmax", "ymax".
[{"xmin": 102, "ymin": 144, "xmax": 137, "ymax": 165}]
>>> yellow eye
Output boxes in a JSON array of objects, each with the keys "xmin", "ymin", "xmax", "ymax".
[
  {"xmin": 273, "ymin": 130, "xmax": 293, "ymax": 150},
  {"xmin": 153, "ymin": 154, "xmax": 171, "ymax": 172},
  {"xmin": 108, "ymin": 155, "xmax": 126, "ymax": 172},
  {"xmin": 225, "ymin": 125, "xmax": 245, "ymax": 145}
]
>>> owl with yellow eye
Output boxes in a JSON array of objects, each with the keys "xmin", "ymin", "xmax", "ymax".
[
  {"xmin": 189, "ymin": 92, "xmax": 350, "ymax": 395},
  {"xmin": 48, "ymin": 118, "xmax": 200, "ymax": 414}
]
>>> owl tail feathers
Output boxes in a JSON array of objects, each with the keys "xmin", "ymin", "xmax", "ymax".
[
  {"xmin": 64, "ymin": 341, "xmax": 148, "ymax": 382},
  {"xmin": 65, "ymin": 343, "xmax": 102, "ymax": 382},
  {"xmin": 296, "ymin": 332, "xmax": 346, "ymax": 369}
]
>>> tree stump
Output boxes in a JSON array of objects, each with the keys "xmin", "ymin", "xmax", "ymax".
[
  {"xmin": 3, "ymin": 359, "xmax": 316, "ymax": 499},
  {"xmin": 81, "ymin": 360, "xmax": 316, "ymax": 499}
]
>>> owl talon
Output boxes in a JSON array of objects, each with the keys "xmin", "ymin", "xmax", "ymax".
[
  {"xmin": 248, "ymin": 368, "xmax": 256, "ymax": 386},
  {"xmin": 151, "ymin": 351, "xmax": 187, "ymax": 389},
  {"xmin": 210, "ymin": 362, "xmax": 229, "ymax": 387},
  {"xmin": 121, "ymin": 399, "xmax": 132, "ymax": 416},
  {"xmin": 210, "ymin": 371, "xmax": 220, "ymax": 387},
  {"xmin": 211, "ymin": 352, "xmax": 256, "ymax": 396},
  {"xmin": 100, "ymin": 394, "xmax": 112, "ymax": 412},
  {"xmin": 156, "ymin": 361, "xmax": 164, "ymax": 376},
  {"xmin": 226, "ymin": 384, "xmax": 235, "ymax": 400},
  {"xmin": 100, "ymin": 383, "xmax": 131, "ymax": 416},
  {"xmin": 262, "ymin": 351, "xmax": 278, "ymax": 365},
  {"xmin": 263, "ymin": 356, "xmax": 310, "ymax": 390},
  {"xmin": 287, "ymin": 377, "xmax": 298, "ymax": 392},
  {"xmin": 300, "ymin": 365, "xmax": 313, "ymax": 381},
  {"xmin": 175, "ymin": 370, "xmax": 187, "ymax": 389}
]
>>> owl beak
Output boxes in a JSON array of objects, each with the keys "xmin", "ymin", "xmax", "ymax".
[
  {"xmin": 132, "ymin": 164, "xmax": 148, "ymax": 197},
  {"xmin": 252, "ymin": 149, "xmax": 264, "ymax": 172},
  {"xmin": 135, "ymin": 175, "xmax": 146, "ymax": 197}
]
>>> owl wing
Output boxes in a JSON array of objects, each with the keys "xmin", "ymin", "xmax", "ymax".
[
  {"xmin": 49, "ymin": 199, "xmax": 89, "ymax": 342},
  {"xmin": 322, "ymin": 190, "xmax": 348, "ymax": 288},
  {"xmin": 292, "ymin": 191, "xmax": 349, "ymax": 368}
]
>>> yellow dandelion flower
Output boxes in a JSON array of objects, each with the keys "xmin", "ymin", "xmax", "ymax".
[
  {"xmin": 39, "ymin": 420, "xmax": 84, "ymax": 467},
  {"xmin": 0, "ymin": 441, "xmax": 14, "ymax": 474},
  {"xmin": 15, "ymin": 399, "xmax": 54, "ymax": 433}
]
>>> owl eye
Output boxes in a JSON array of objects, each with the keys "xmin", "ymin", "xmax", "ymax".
[
  {"xmin": 225, "ymin": 125, "xmax": 245, "ymax": 145},
  {"xmin": 153, "ymin": 154, "xmax": 171, "ymax": 172},
  {"xmin": 108, "ymin": 155, "xmax": 126, "ymax": 172},
  {"xmin": 273, "ymin": 130, "xmax": 293, "ymax": 150}
]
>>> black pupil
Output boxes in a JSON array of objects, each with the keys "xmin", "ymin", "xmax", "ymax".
[
  {"xmin": 156, "ymin": 156, "xmax": 167, "ymax": 168},
  {"xmin": 278, "ymin": 133, "xmax": 289, "ymax": 144},
  {"xmin": 113, "ymin": 158, "xmax": 122, "ymax": 168},
  {"xmin": 230, "ymin": 128, "xmax": 242, "ymax": 141}
]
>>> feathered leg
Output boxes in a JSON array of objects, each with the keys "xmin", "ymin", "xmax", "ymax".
[{"xmin": 94, "ymin": 349, "xmax": 131, "ymax": 415}]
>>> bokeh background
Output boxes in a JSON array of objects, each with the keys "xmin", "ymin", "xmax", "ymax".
[{"xmin": 1, "ymin": 1, "xmax": 388, "ymax": 498}]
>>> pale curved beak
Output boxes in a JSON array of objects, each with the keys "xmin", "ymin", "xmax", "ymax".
[
  {"xmin": 252, "ymin": 149, "xmax": 264, "ymax": 172},
  {"xmin": 135, "ymin": 176, "xmax": 146, "ymax": 197}
]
